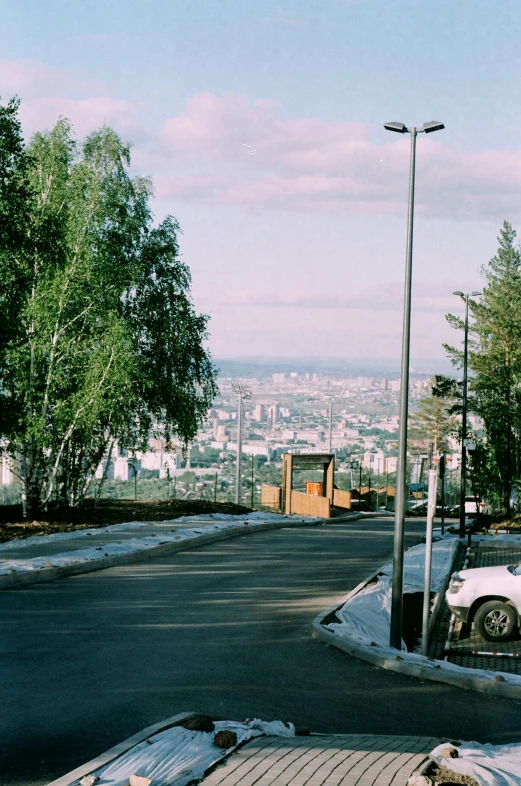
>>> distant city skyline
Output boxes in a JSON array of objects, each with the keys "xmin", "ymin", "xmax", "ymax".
[{"xmin": 2, "ymin": 0, "xmax": 518, "ymax": 357}]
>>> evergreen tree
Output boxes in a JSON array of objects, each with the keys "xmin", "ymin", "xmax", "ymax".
[
  {"xmin": 409, "ymin": 376, "xmax": 457, "ymax": 456},
  {"xmin": 444, "ymin": 221, "xmax": 521, "ymax": 512}
]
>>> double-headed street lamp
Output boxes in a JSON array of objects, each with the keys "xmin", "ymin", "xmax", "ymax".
[
  {"xmin": 384, "ymin": 120, "xmax": 445, "ymax": 650},
  {"xmin": 453, "ymin": 290, "xmax": 482, "ymax": 538}
]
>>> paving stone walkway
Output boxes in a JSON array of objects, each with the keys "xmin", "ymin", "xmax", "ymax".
[{"xmin": 201, "ymin": 735, "xmax": 441, "ymax": 786}]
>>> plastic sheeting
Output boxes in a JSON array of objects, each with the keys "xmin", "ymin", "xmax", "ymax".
[
  {"xmin": 0, "ymin": 513, "xmax": 322, "ymax": 575},
  {"xmin": 327, "ymin": 538, "xmax": 459, "ymax": 650},
  {"xmin": 429, "ymin": 740, "xmax": 521, "ymax": 786},
  {"xmin": 92, "ymin": 719, "xmax": 295, "ymax": 786}
]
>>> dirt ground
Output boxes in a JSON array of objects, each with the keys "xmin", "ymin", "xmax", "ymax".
[{"xmin": 0, "ymin": 499, "xmax": 253, "ymax": 544}]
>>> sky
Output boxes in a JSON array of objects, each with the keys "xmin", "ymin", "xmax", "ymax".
[{"xmin": 2, "ymin": 0, "xmax": 521, "ymax": 362}]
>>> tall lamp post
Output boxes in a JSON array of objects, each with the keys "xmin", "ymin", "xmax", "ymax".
[
  {"xmin": 453, "ymin": 291, "xmax": 481, "ymax": 538},
  {"xmin": 384, "ymin": 120, "xmax": 445, "ymax": 650},
  {"xmin": 232, "ymin": 382, "xmax": 252, "ymax": 504}
]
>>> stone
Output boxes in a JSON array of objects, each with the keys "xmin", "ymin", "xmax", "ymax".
[
  {"xmin": 436, "ymin": 745, "xmax": 459, "ymax": 759},
  {"xmin": 214, "ymin": 730, "xmax": 238, "ymax": 749},
  {"xmin": 295, "ymin": 727, "xmax": 310, "ymax": 736},
  {"xmin": 181, "ymin": 715, "xmax": 216, "ymax": 732},
  {"xmin": 495, "ymin": 675, "xmax": 506, "ymax": 682},
  {"xmin": 79, "ymin": 776, "xmax": 99, "ymax": 786}
]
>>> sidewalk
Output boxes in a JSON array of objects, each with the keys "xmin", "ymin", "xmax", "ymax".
[
  {"xmin": 48, "ymin": 710, "xmax": 442, "ymax": 786},
  {"xmin": 199, "ymin": 734, "xmax": 440, "ymax": 786}
]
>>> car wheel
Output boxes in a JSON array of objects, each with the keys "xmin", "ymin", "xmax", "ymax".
[{"xmin": 474, "ymin": 600, "xmax": 517, "ymax": 641}]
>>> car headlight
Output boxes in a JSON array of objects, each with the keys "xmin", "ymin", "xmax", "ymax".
[{"xmin": 448, "ymin": 572, "xmax": 465, "ymax": 594}]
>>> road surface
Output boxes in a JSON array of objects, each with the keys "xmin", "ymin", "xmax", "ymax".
[{"xmin": 2, "ymin": 518, "xmax": 520, "ymax": 785}]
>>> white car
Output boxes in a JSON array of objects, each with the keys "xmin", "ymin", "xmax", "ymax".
[{"xmin": 446, "ymin": 564, "xmax": 521, "ymax": 641}]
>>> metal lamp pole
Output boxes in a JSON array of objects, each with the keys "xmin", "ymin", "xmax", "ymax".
[
  {"xmin": 232, "ymin": 383, "xmax": 252, "ymax": 504},
  {"xmin": 453, "ymin": 291, "xmax": 481, "ymax": 538},
  {"xmin": 328, "ymin": 397, "xmax": 333, "ymax": 454},
  {"xmin": 384, "ymin": 120, "xmax": 445, "ymax": 650}
]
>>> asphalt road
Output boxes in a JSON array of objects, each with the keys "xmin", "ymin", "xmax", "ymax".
[{"xmin": 2, "ymin": 518, "xmax": 521, "ymax": 785}]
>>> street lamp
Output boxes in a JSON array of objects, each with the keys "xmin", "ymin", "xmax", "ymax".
[
  {"xmin": 384, "ymin": 119, "xmax": 445, "ymax": 650},
  {"xmin": 453, "ymin": 290, "xmax": 482, "ymax": 538},
  {"xmin": 324, "ymin": 389, "xmax": 343, "ymax": 454},
  {"xmin": 232, "ymin": 382, "xmax": 252, "ymax": 504}
]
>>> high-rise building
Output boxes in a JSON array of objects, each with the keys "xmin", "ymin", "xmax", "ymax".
[
  {"xmin": 267, "ymin": 403, "xmax": 279, "ymax": 426},
  {"xmin": 253, "ymin": 403, "xmax": 265, "ymax": 422}
]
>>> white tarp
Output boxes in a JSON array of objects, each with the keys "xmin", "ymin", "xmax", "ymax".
[
  {"xmin": 0, "ymin": 513, "xmax": 322, "ymax": 576},
  {"xmin": 326, "ymin": 538, "xmax": 459, "ymax": 650},
  {"xmin": 429, "ymin": 740, "xmax": 521, "ymax": 786},
  {"xmin": 92, "ymin": 719, "xmax": 294, "ymax": 786}
]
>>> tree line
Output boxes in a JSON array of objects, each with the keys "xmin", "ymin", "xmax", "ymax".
[
  {"xmin": 411, "ymin": 221, "xmax": 521, "ymax": 514},
  {"xmin": 0, "ymin": 97, "xmax": 218, "ymax": 517}
]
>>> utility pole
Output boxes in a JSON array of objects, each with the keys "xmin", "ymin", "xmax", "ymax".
[
  {"xmin": 453, "ymin": 291, "xmax": 481, "ymax": 538},
  {"xmin": 251, "ymin": 454, "xmax": 254, "ymax": 509},
  {"xmin": 328, "ymin": 396, "xmax": 333, "ymax": 454},
  {"xmin": 232, "ymin": 382, "xmax": 252, "ymax": 504}
]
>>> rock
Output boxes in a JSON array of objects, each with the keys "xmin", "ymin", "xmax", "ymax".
[
  {"xmin": 407, "ymin": 774, "xmax": 431, "ymax": 786},
  {"xmin": 181, "ymin": 715, "xmax": 215, "ymax": 732},
  {"xmin": 436, "ymin": 745, "xmax": 459, "ymax": 759},
  {"xmin": 79, "ymin": 776, "xmax": 99, "ymax": 786},
  {"xmin": 295, "ymin": 727, "xmax": 310, "ymax": 736},
  {"xmin": 495, "ymin": 674, "xmax": 506, "ymax": 682},
  {"xmin": 214, "ymin": 730, "xmax": 238, "ymax": 749}
]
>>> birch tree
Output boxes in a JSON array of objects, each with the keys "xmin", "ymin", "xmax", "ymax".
[{"xmin": 0, "ymin": 99, "xmax": 217, "ymax": 516}]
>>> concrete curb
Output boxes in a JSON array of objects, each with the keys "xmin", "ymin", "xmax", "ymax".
[
  {"xmin": 310, "ymin": 542, "xmax": 521, "ymax": 701},
  {"xmin": 1, "ymin": 517, "xmax": 326, "ymax": 591},
  {"xmin": 46, "ymin": 711, "xmax": 198, "ymax": 786}
]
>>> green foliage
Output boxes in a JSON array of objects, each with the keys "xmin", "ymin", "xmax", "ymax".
[
  {"xmin": 444, "ymin": 221, "xmax": 521, "ymax": 511},
  {"xmin": 0, "ymin": 99, "xmax": 217, "ymax": 516},
  {"xmin": 409, "ymin": 380, "xmax": 458, "ymax": 456}
]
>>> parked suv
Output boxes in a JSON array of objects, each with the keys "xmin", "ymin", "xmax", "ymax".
[{"xmin": 446, "ymin": 564, "xmax": 521, "ymax": 641}]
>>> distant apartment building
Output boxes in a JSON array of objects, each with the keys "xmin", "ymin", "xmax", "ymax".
[
  {"xmin": 272, "ymin": 373, "xmax": 285, "ymax": 383},
  {"xmin": 389, "ymin": 380, "xmax": 401, "ymax": 392},
  {"xmin": 252, "ymin": 403, "xmax": 265, "ymax": 422},
  {"xmin": 267, "ymin": 403, "xmax": 279, "ymax": 426}
]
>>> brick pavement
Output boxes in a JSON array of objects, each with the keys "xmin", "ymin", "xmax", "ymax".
[{"xmin": 201, "ymin": 735, "xmax": 441, "ymax": 786}]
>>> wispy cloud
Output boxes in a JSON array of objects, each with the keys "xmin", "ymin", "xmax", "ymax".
[
  {"xmin": 200, "ymin": 282, "xmax": 462, "ymax": 313},
  {"xmin": 2, "ymin": 60, "xmax": 520, "ymax": 220}
]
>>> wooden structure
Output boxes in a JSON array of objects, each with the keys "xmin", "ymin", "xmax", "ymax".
[
  {"xmin": 282, "ymin": 453, "xmax": 336, "ymax": 517},
  {"xmin": 261, "ymin": 484, "xmax": 282, "ymax": 508}
]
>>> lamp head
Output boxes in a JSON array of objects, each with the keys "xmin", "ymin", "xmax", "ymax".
[
  {"xmin": 452, "ymin": 291, "xmax": 464, "ymax": 297},
  {"xmin": 384, "ymin": 122, "xmax": 408, "ymax": 134},
  {"xmin": 471, "ymin": 291, "xmax": 482, "ymax": 297},
  {"xmin": 420, "ymin": 121, "xmax": 445, "ymax": 134}
]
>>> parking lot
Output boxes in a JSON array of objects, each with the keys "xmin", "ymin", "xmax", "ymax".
[{"xmin": 430, "ymin": 539, "xmax": 521, "ymax": 674}]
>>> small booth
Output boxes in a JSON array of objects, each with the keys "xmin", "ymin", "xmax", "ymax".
[{"xmin": 261, "ymin": 452, "xmax": 352, "ymax": 517}]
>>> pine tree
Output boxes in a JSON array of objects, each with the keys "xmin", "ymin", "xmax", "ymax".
[
  {"xmin": 409, "ymin": 378, "xmax": 457, "ymax": 456},
  {"xmin": 444, "ymin": 221, "xmax": 521, "ymax": 512}
]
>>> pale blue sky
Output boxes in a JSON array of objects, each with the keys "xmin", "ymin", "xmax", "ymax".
[{"xmin": 2, "ymin": 0, "xmax": 520, "ymax": 359}]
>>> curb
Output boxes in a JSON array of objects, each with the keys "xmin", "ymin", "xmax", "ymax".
[
  {"xmin": 310, "ymin": 542, "xmax": 521, "ymax": 701},
  {"xmin": 46, "ymin": 711, "xmax": 198, "ymax": 786},
  {"xmin": 1, "ymin": 517, "xmax": 326, "ymax": 591}
]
